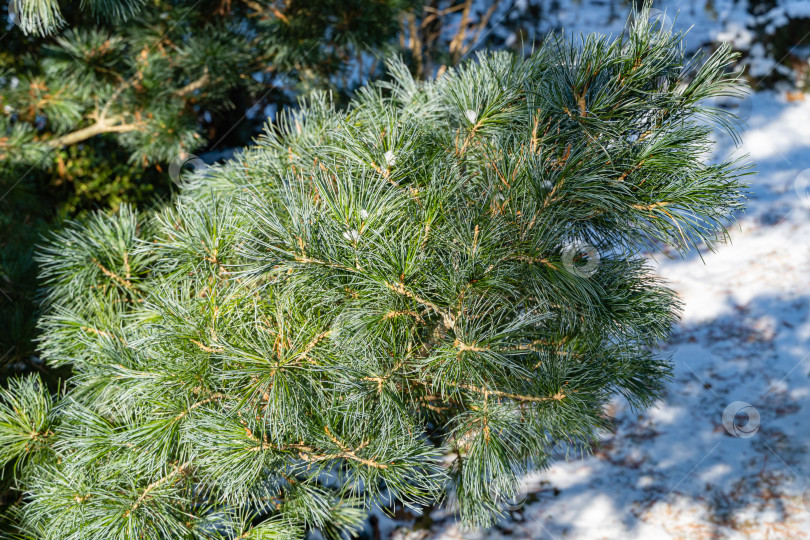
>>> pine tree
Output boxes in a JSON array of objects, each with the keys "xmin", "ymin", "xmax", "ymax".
[
  {"xmin": 0, "ymin": 0, "xmax": 418, "ymax": 384},
  {"xmin": 0, "ymin": 0, "xmax": 510, "ymax": 377},
  {"xmin": 0, "ymin": 7, "xmax": 750, "ymax": 538}
]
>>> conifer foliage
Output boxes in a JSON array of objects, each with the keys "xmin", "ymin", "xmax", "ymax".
[
  {"xmin": 0, "ymin": 0, "xmax": 417, "ymax": 381},
  {"xmin": 1, "ymin": 0, "xmax": 414, "ymax": 168},
  {"xmin": 0, "ymin": 9, "xmax": 749, "ymax": 539}
]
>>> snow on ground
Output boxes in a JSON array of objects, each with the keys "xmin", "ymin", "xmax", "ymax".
[
  {"xmin": 484, "ymin": 0, "xmax": 789, "ymax": 54},
  {"xmin": 381, "ymin": 90, "xmax": 810, "ymax": 540},
  {"xmin": 469, "ymin": 0, "xmax": 810, "ymax": 91},
  {"xmin": 516, "ymin": 0, "xmax": 759, "ymax": 51}
]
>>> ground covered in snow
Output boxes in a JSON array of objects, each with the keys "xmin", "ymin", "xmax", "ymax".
[{"xmin": 376, "ymin": 90, "xmax": 810, "ymax": 540}]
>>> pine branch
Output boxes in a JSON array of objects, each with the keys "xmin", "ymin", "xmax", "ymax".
[
  {"xmin": 47, "ymin": 119, "xmax": 138, "ymax": 148},
  {"xmin": 123, "ymin": 461, "xmax": 191, "ymax": 517}
]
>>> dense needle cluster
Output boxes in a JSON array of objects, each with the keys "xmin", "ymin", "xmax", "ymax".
[
  {"xmin": 0, "ymin": 0, "xmax": 418, "ymax": 378},
  {"xmin": 0, "ymin": 9, "xmax": 749, "ymax": 539}
]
